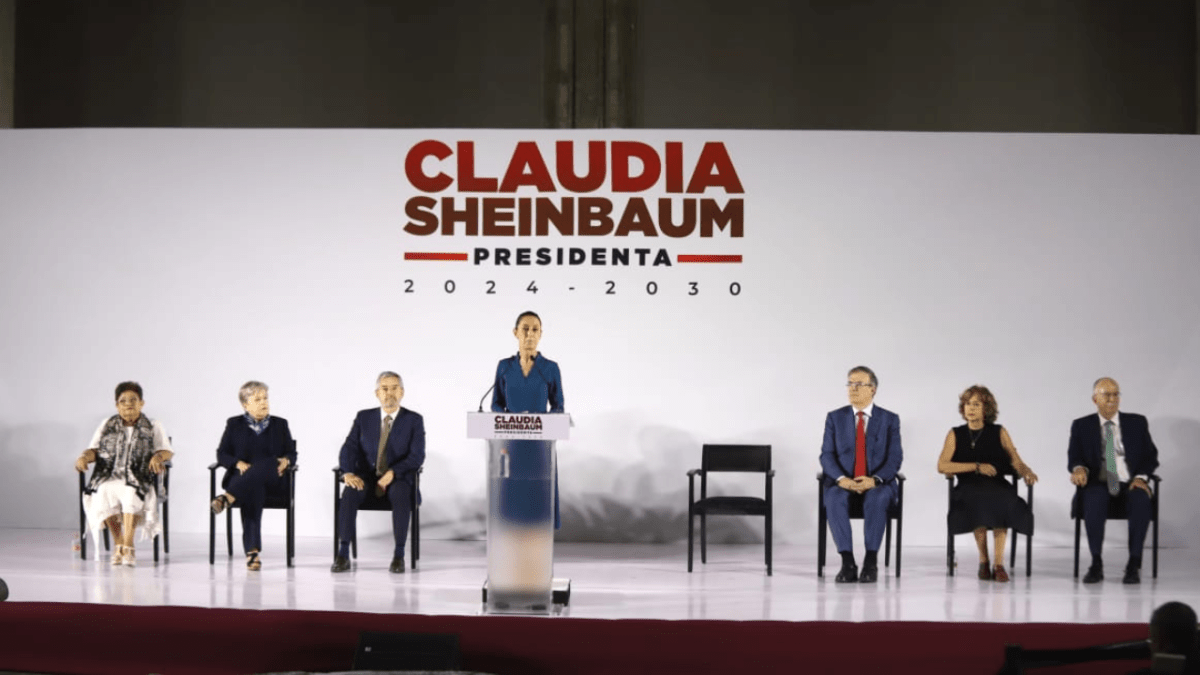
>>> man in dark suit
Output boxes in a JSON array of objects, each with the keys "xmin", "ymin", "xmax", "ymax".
[
  {"xmin": 1068, "ymin": 377, "xmax": 1159, "ymax": 585},
  {"xmin": 332, "ymin": 371, "xmax": 425, "ymax": 574},
  {"xmin": 820, "ymin": 365, "xmax": 904, "ymax": 583}
]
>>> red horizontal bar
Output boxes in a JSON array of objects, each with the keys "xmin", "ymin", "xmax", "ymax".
[
  {"xmin": 404, "ymin": 252, "xmax": 469, "ymax": 261},
  {"xmin": 676, "ymin": 254, "xmax": 742, "ymax": 263}
]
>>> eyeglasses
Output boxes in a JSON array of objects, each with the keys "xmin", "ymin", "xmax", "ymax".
[{"xmin": 846, "ymin": 382, "xmax": 874, "ymax": 390}]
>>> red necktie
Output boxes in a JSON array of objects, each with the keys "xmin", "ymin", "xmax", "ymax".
[{"xmin": 854, "ymin": 411, "xmax": 867, "ymax": 478}]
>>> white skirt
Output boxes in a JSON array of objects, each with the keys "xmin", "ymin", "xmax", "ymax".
[{"xmin": 81, "ymin": 479, "xmax": 161, "ymax": 547}]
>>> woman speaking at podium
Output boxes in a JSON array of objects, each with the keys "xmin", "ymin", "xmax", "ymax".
[{"xmin": 490, "ymin": 310, "xmax": 564, "ymax": 591}]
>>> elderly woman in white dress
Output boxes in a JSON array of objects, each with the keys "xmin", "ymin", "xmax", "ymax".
[{"xmin": 74, "ymin": 381, "xmax": 173, "ymax": 566}]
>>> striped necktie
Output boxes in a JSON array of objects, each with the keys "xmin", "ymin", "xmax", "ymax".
[{"xmin": 1103, "ymin": 420, "xmax": 1119, "ymax": 497}]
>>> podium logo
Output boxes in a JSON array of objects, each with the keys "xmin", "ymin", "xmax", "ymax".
[
  {"xmin": 494, "ymin": 415, "xmax": 545, "ymax": 432},
  {"xmin": 402, "ymin": 140, "xmax": 745, "ymax": 268}
]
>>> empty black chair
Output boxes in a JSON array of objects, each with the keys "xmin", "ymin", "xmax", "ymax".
[
  {"xmin": 78, "ymin": 462, "xmax": 170, "ymax": 563},
  {"xmin": 332, "ymin": 466, "xmax": 422, "ymax": 570},
  {"xmin": 687, "ymin": 444, "xmax": 773, "ymax": 575},
  {"xmin": 1072, "ymin": 474, "xmax": 1161, "ymax": 579},
  {"xmin": 945, "ymin": 473, "xmax": 1033, "ymax": 577},
  {"xmin": 816, "ymin": 472, "xmax": 905, "ymax": 577},
  {"xmin": 208, "ymin": 441, "xmax": 297, "ymax": 567}
]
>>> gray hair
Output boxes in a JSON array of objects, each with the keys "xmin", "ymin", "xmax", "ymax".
[
  {"xmin": 847, "ymin": 365, "xmax": 878, "ymax": 389},
  {"xmin": 376, "ymin": 371, "xmax": 403, "ymax": 388},
  {"xmin": 238, "ymin": 380, "xmax": 269, "ymax": 405}
]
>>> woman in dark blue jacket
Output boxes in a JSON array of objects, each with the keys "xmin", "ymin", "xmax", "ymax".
[{"xmin": 210, "ymin": 381, "xmax": 296, "ymax": 570}]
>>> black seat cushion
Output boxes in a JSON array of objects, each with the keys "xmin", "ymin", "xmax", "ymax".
[{"xmin": 693, "ymin": 496, "xmax": 768, "ymax": 516}]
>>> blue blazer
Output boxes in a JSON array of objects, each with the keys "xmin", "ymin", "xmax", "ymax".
[
  {"xmin": 1066, "ymin": 412, "xmax": 1158, "ymax": 479},
  {"xmin": 339, "ymin": 407, "xmax": 425, "ymax": 487},
  {"xmin": 215, "ymin": 415, "xmax": 296, "ymax": 490},
  {"xmin": 820, "ymin": 405, "xmax": 903, "ymax": 488}
]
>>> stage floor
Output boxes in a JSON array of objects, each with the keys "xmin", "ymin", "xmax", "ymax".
[{"xmin": 1, "ymin": 528, "xmax": 1195, "ymax": 624}]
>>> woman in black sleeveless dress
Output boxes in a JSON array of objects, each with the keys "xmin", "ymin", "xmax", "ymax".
[{"xmin": 938, "ymin": 385, "xmax": 1038, "ymax": 582}]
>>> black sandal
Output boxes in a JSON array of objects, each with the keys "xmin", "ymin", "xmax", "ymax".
[
  {"xmin": 246, "ymin": 551, "xmax": 261, "ymax": 571},
  {"xmin": 211, "ymin": 494, "xmax": 231, "ymax": 515}
]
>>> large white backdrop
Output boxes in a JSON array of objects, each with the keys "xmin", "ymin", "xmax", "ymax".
[{"xmin": 1, "ymin": 129, "xmax": 1198, "ymax": 560}]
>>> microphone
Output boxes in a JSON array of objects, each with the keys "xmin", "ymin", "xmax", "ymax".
[{"xmin": 477, "ymin": 384, "xmax": 496, "ymax": 413}]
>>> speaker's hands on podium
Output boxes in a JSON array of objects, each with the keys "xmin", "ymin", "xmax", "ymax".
[{"xmin": 343, "ymin": 473, "xmax": 365, "ymax": 490}]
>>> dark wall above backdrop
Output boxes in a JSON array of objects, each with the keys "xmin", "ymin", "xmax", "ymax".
[{"xmin": 10, "ymin": 0, "xmax": 1200, "ymax": 131}]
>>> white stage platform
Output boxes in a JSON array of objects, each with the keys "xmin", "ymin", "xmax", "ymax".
[{"xmin": 1, "ymin": 528, "xmax": 1195, "ymax": 624}]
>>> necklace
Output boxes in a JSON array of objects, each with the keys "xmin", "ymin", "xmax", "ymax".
[{"xmin": 969, "ymin": 427, "xmax": 984, "ymax": 449}]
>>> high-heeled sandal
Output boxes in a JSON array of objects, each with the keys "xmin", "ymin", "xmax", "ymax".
[
  {"xmin": 121, "ymin": 546, "xmax": 136, "ymax": 568},
  {"xmin": 110, "ymin": 544, "xmax": 124, "ymax": 566},
  {"xmin": 246, "ymin": 551, "xmax": 261, "ymax": 571},
  {"xmin": 211, "ymin": 494, "xmax": 231, "ymax": 515}
]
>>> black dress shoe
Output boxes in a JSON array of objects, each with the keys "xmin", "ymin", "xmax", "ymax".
[
  {"xmin": 835, "ymin": 563, "xmax": 858, "ymax": 583},
  {"xmin": 858, "ymin": 564, "xmax": 878, "ymax": 584},
  {"xmin": 1122, "ymin": 566, "xmax": 1140, "ymax": 585},
  {"xmin": 1082, "ymin": 565, "xmax": 1104, "ymax": 584},
  {"xmin": 389, "ymin": 557, "xmax": 405, "ymax": 574},
  {"xmin": 330, "ymin": 556, "xmax": 351, "ymax": 573}
]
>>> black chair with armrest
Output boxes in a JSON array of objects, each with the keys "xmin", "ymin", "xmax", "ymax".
[
  {"xmin": 1071, "ymin": 474, "xmax": 1161, "ymax": 579},
  {"xmin": 687, "ymin": 444, "xmax": 773, "ymax": 576},
  {"xmin": 945, "ymin": 472, "xmax": 1034, "ymax": 577},
  {"xmin": 816, "ymin": 471, "xmax": 905, "ymax": 578},
  {"xmin": 331, "ymin": 465, "xmax": 422, "ymax": 570},
  {"xmin": 208, "ymin": 439, "xmax": 298, "ymax": 567},
  {"xmin": 78, "ymin": 461, "xmax": 170, "ymax": 563}
]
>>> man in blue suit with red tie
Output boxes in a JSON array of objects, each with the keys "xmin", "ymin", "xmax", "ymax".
[
  {"xmin": 332, "ymin": 371, "xmax": 425, "ymax": 574},
  {"xmin": 1069, "ymin": 377, "xmax": 1158, "ymax": 585},
  {"xmin": 820, "ymin": 366, "xmax": 904, "ymax": 583}
]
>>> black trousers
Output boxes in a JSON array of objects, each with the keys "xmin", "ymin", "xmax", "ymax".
[
  {"xmin": 225, "ymin": 461, "xmax": 288, "ymax": 554},
  {"xmin": 337, "ymin": 475, "xmax": 413, "ymax": 556},
  {"xmin": 1081, "ymin": 481, "xmax": 1152, "ymax": 562}
]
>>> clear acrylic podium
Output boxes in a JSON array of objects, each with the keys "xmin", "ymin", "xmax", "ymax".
[{"xmin": 467, "ymin": 412, "xmax": 571, "ymax": 614}]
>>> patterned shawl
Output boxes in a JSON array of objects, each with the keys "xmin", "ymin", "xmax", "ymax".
[{"xmin": 83, "ymin": 414, "xmax": 162, "ymax": 501}]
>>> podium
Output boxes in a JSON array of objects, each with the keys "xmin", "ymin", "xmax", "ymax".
[{"xmin": 467, "ymin": 412, "xmax": 571, "ymax": 614}]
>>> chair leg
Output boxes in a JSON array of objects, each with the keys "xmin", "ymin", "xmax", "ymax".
[
  {"xmin": 411, "ymin": 493, "xmax": 420, "ymax": 570},
  {"xmin": 226, "ymin": 508, "xmax": 234, "ymax": 557},
  {"xmin": 103, "ymin": 527, "xmax": 110, "ymax": 552},
  {"xmin": 351, "ymin": 533, "xmax": 358, "ymax": 559},
  {"xmin": 884, "ymin": 519, "xmax": 892, "ymax": 567},
  {"xmin": 163, "ymin": 500, "xmax": 170, "ymax": 554},
  {"xmin": 895, "ymin": 514, "xmax": 902, "ymax": 578},
  {"xmin": 687, "ymin": 510, "xmax": 693, "ymax": 573},
  {"xmin": 209, "ymin": 505, "xmax": 216, "ymax": 565},
  {"xmin": 765, "ymin": 512, "xmax": 772, "ymax": 576},
  {"xmin": 1010, "ymin": 527, "xmax": 1017, "ymax": 570},
  {"xmin": 154, "ymin": 535, "xmax": 160, "ymax": 563},
  {"xmin": 1080, "ymin": 514, "xmax": 1089, "ymax": 571},
  {"xmin": 700, "ymin": 514, "xmax": 707, "ymax": 564},
  {"xmin": 1152, "ymin": 495, "xmax": 1159, "ymax": 579},
  {"xmin": 1025, "ymin": 531, "xmax": 1032, "ymax": 578},
  {"xmin": 287, "ymin": 505, "xmax": 295, "ymax": 568},
  {"xmin": 947, "ymin": 530, "xmax": 954, "ymax": 577},
  {"xmin": 817, "ymin": 509, "xmax": 826, "ymax": 578}
]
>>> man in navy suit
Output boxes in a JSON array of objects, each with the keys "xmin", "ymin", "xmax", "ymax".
[
  {"xmin": 1068, "ymin": 377, "xmax": 1159, "ymax": 585},
  {"xmin": 820, "ymin": 365, "xmax": 904, "ymax": 583},
  {"xmin": 332, "ymin": 371, "xmax": 425, "ymax": 574}
]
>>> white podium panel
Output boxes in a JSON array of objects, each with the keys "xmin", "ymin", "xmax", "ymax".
[{"xmin": 467, "ymin": 413, "xmax": 570, "ymax": 614}]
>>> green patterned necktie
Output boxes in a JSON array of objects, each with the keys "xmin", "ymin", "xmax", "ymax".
[
  {"xmin": 1103, "ymin": 420, "xmax": 1120, "ymax": 496},
  {"xmin": 376, "ymin": 414, "xmax": 393, "ymax": 476}
]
